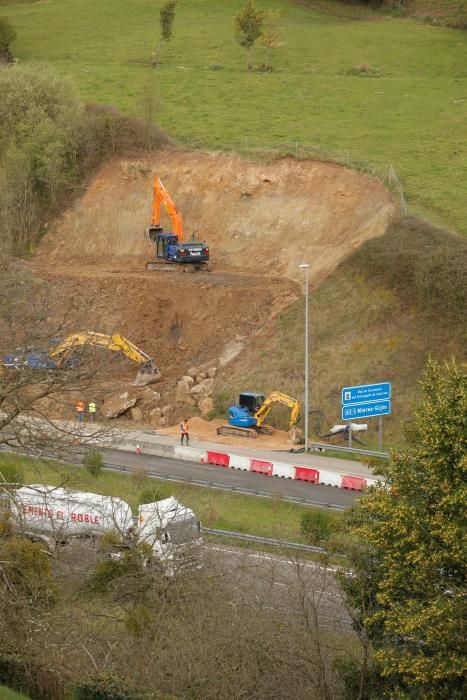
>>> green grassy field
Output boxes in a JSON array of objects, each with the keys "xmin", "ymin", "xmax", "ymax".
[
  {"xmin": 3, "ymin": 0, "xmax": 467, "ymax": 234},
  {"xmin": 0, "ymin": 687, "xmax": 30, "ymax": 700},
  {"xmin": 0, "ymin": 453, "xmax": 337, "ymax": 543}
]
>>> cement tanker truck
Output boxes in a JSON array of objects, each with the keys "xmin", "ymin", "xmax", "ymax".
[{"xmin": 10, "ymin": 485, "xmax": 201, "ymax": 576}]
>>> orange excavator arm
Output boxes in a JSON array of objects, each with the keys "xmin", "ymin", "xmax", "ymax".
[{"xmin": 151, "ymin": 177, "xmax": 184, "ymax": 243}]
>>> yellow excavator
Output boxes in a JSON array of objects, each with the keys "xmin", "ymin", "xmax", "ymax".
[
  {"xmin": 48, "ymin": 332, "xmax": 161, "ymax": 387},
  {"xmin": 217, "ymin": 391, "xmax": 301, "ymax": 438}
]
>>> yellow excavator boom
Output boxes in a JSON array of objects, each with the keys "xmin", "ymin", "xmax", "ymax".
[
  {"xmin": 254, "ymin": 391, "xmax": 301, "ymax": 429},
  {"xmin": 49, "ymin": 332, "xmax": 160, "ymax": 386}
]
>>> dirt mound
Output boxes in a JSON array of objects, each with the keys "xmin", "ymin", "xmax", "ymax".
[
  {"xmin": 36, "ymin": 150, "xmax": 396, "ymax": 286},
  {"xmin": 159, "ymin": 416, "xmax": 293, "ymax": 450}
]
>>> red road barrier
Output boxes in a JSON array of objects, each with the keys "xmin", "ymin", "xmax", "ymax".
[
  {"xmin": 341, "ymin": 475, "xmax": 367, "ymax": 491},
  {"xmin": 206, "ymin": 451, "xmax": 230, "ymax": 468},
  {"xmin": 294, "ymin": 466, "xmax": 319, "ymax": 484},
  {"xmin": 249, "ymin": 459, "xmax": 273, "ymax": 476}
]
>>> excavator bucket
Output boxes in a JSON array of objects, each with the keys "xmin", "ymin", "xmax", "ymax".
[{"xmin": 133, "ymin": 362, "xmax": 162, "ymax": 387}]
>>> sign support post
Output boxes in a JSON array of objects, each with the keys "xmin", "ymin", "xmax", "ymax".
[{"xmin": 341, "ymin": 382, "xmax": 392, "ymax": 450}]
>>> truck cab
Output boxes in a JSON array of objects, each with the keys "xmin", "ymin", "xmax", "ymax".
[{"xmin": 149, "ymin": 228, "xmax": 209, "ymax": 265}]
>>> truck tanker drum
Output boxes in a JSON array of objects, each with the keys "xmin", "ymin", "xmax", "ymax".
[{"xmin": 12, "ymin": 485, "xmax": 133, "ymax": 540}]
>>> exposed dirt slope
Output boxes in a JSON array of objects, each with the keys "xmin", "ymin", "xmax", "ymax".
[
  {"xmin": 36, "ymin": 150, "xmax": 396, "ymax": 286},
  {"xmin": 30, "ymin": 149, "xmax": 397, "ymax": 432}
]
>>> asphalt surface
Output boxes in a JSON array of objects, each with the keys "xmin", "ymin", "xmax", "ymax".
[
  {"xmin": 101, "ymin": 447, "xmax": 360, "ymax": 509},
  {"xmin": 203, "ymin": 543, "xmax": 352, "ymax": 633}
]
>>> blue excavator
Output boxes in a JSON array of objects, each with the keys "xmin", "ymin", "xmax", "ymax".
[{"xmin": 217, "ymin": 391, "xmax": 301, "ymax": 438}]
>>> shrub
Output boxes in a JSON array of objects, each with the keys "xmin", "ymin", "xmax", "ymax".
[
  {"xmin": 73, "ymin": 672, "xmax": 151, "ymax": 700},
  {"xmin": 82, "ymin": 450, "xmax": 103, "ymax": 477},
  {"xmin": 0, "ymin": 16, "xmax": 16, "ymax": 54},
  {"xmin": 0, "ymin": 537, "xmax": 57, "ymax": 605},
  {"xmin": 300, "ymin": 510, "xmax": 335, "ymax": 545},
  {"xmin": 139, "ymin": 484, "xmax": 169, "ymax": 504},
  {"xmin": 348, "ymin": 217, "xmax": 467, "ymax": 322},
  {"xmin": 0, "ymin": 653, "xmax": 63, "ymax": 700},
  {"xmin": 87, "ymin": 550, "xmax": 143, "ymax": 594}
]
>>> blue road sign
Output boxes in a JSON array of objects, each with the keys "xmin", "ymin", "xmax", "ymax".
[
  {"xmin": 342, "ymin": 400, "xmax": 391, "ymax": 421},
  {"xmin": 342, "ymin": 382, "xmax": 391, "ymax": 406}
]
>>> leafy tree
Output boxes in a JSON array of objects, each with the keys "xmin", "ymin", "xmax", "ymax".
[
  {"xmin": 0, "ymin": 16, "xmax": 16, "ymax": 58},
  {"xmin": 260, "ymin": 9, "xmax": 282, "ymax": 71},
  {"xmin": 340, "ymin": 358, "xmax": 466, "ymax": 698},
  {"xmin": 234, "ymin": 0, "xmax": 264, "ymax": 71},
  {"xmin": 152, "ymin": 0, "xmax": 177, "ymax": 65}
]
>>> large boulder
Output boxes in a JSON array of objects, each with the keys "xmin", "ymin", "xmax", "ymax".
[
  {"xmin": 187, "ymin": 367, "xmax": 198, "ymax": 378},
  {"xmin": 175, "ymin": 380, "xmax": 191, "ymax": 403},
  {"xmin": 140, "ymin": 389, "xmax": 162, "ymax": 403},
  {"xmin": 195, "ymin": 371, "xmax": 207, "ymax": 383},
  {"xmin": 190, "ymin": 378, "xmax": 214, "ymax": 397},
  {"xmin": 207, "ymin": 367, "xmax": 217, "ymax": 379},
  {"xmin": 198, "ymin": 396, "xmax": 214, "ymax": 415},
  {"xmin": 130, "ymin": 406, "xmax": 144, "ymax": 422},
  {"xmin": 180, "ymin": 375, "xmax": 195, "ymax": 387},
  {"xmin": 103, "ymin": 391, "xmax": 136, "ymax": 419}
]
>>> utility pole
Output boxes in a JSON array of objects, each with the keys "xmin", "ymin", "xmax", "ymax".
[{"xmin": 299, "ymin": 263, "xmax": 310, "ymax": 451}]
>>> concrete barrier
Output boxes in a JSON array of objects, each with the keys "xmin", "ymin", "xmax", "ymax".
[{"xmin": 117, "ymin": 440, "xmax": 371, "ymax": 491}]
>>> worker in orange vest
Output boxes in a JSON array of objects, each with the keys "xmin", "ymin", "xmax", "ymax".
[
  {"xmin": 180, "ymin": 419, "xmax": 189, "ymax": 446},
  {"xmin": 76, "ymin": 400, "xmax": 85, "ymax": 422}
]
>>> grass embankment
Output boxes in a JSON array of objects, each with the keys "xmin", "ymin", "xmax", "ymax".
[
  {"xmin": 0, "ymin": 687, "xmax": 30, "ymax": 700},
  {"xmin": 218, "ymin": 217, "xmax": 467, "ymax": 447},
  {"xmin": 4, "ymin": 0, "xmax": 467, "ymax": 234},
  {"xmin": 0, "ymin": 453, "xmax": 340, "ymax": 543}
]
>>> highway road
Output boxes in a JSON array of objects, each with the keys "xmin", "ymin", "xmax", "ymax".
[
  {"xmin": 100, "ymin": 447, "xmax": 361, "ymax": 509},
  {"xmin": 202, "ymin": 542, "xmax": 352, "ymax": 633}
]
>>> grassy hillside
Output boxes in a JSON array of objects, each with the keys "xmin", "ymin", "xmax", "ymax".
[
  {"xmin": 217, "ymin": 217, "xmax": 467, "ymax": 448},
  {"xmin": 3, "ymin": 0, "xmax": 467, "ymax": 234}
]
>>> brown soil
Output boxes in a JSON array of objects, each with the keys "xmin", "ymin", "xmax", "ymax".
[
  {"xmin": 159, "ymin": 416, "xmax": 293, "ymax": 450},
  {"xmin": 29, "ymin": 148, "xmax": 397, "ymax": 430}
]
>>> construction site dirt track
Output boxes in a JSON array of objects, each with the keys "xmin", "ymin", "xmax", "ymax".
[{"xmin": 29, "ymin": 148, "xmax": 397, "ymax": 436}]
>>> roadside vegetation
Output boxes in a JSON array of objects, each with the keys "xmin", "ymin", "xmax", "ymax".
[
  {"xmin": 0, "ymin": 451, "xmax": 341, "ymax": 543},
  {"xmin": 2, "ymin": 0, "xmax": 466, "ymax": 234},
  {"xmin": 339, "ymin": 358, "xmax": 466, "ymax": 697}
]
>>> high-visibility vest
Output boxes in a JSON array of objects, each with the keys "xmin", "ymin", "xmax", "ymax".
[
  {"xmin": 88, "ymin": 402, "xmax": 96, "ymax": 413},
  {"xmin": 76, "ymin": 401, "xmax": 85, "ymax": 412}
]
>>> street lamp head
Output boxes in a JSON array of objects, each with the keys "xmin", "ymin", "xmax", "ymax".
[{"xmin": 299, "ymin": 263, "xmax": 310, "ymax": 269}]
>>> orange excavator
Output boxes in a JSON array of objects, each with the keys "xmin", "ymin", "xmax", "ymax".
[{"xmin": 145, "ymin": 177, "xmax": 210, "ymax": 272}]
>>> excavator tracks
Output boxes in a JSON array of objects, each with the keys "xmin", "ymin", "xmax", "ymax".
[
  {"xmin": 145, "ymin": 261, "xmax": 210, "ymax": 273},
  {"xmin": 216, "ymin": 425, "xmax": 273, "ymax": 438}
]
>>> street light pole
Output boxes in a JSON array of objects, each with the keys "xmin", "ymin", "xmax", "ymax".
[{"xmin": 299, "ymin": 263, "xmax": 310, "ymax": 452}]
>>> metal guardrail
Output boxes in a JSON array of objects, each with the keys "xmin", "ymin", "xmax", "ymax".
[
  {"xmin": 203, "ymin": 527, "xmax": 333, "ymax": 554},
  {"xmin": 103, "ymin": 461, "xmax": 347, "ymax": 511},
  {"xmin": 0, "ymin": 447, "xmax": 347, "ymax": 511},
  {"xmin": 308, "ymin": 442, "xmax": 389, "ymax": 459}
]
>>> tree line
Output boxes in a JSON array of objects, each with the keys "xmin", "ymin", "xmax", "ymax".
[{"xmin": 0, "ymin": 63, "xmax": 167, "ymax": 259}]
